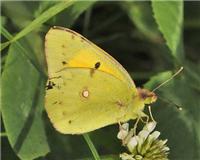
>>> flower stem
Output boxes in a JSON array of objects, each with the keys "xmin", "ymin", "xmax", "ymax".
[{"xmin": 83, "ymin": 133, "xmax": 101, "ymax": 160}]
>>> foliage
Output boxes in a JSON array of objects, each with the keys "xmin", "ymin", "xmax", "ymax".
[{"xmin": 1, "ymin": 1, "xmax": 200, "ymax": 160}]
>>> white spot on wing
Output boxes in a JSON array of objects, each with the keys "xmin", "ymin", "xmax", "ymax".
[{"xmin": 82, "ymin": 90, "xmax": 89, "ymax": 98}]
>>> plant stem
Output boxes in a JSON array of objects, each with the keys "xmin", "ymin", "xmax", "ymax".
[{"xmin": 83, "ymin": 133, "xmax": 101, "ymax": 160}]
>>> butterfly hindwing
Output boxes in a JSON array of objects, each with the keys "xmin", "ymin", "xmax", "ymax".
[{"xmin": 45, "ymin": 68, "xmax": 141, "ymax": 134}]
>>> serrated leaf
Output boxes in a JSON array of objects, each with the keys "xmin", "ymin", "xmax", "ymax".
[{"xmin": 152, "ymin": 1, "xmax": 183, "ymax": 58}]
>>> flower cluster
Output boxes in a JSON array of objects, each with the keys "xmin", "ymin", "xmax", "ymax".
[{"xmin": 117, "ymin": 122, "xmax": 169, "ymax": 160}]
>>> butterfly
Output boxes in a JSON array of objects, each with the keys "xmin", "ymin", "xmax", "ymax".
[{"xmin": 44, "ymin": 26, "xmax": 157, "ymax": 134}]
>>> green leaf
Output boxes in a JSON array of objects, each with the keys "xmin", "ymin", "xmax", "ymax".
[
  {"xmin": 19, "ymin": 32, "xmax": 46, "ymax": 72},
  {"xmin": 44, "ymin": 120, "xmax": 91, "ymax": 159},
  {"xmin": 1, "ymin": 16, "xmax": 8, "ymax": 27},
  {"xmin": 1, "ymin": 0, "xmax": 74, "ymax": 51},
  {"xmin": 151, "ymin": 1, "xmax": 183, "ymax": 58},
  {"xmin": 2, "ymin": 1, "xmax": 34, "ymax": 29},
  {"xmin": 1, "ymin": 39, "xmax": 49, "ymax": 160},
  {"xmin": 184, "ymin": 61, "xmax": 200, "ymax": 91},
  {"xmin": 1, "ymin": 26, "xmax": 45, "ymax": 76},
  {"xmin": 144, "ymin": 66, "xmax": 200, "ymax": 159}
]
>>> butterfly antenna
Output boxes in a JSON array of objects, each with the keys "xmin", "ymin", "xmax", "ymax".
[
  {"xmin": 158, "ymin": 96, "xmax": 183, "ymax": 111},
  {"xmin": 152, "ymin": 67, "xmax": 184, "ymax": 92}
]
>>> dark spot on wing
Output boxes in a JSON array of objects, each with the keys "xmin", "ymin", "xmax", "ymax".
[
  {"xmin": 116, "ymin": 100, "xmax": 125, "ymax": 107},
  {"xmin": 53, "ymin": 26, "xmax": 79, "ymax": 37},
  {"xmin": 58, "ymin": 101, "xmax": 62, "ymax": 105},
  {"xmin": 62, "ymin": 61, "xmax": 67, "ymax": 65},
  {"xmin": 52, "ymin": 26, "xmax": 93, "ymax": 45},
  {"xmin": 62, "ymin": 44, "xmax": 65, "ymax": 48},
  {"xmin": 90, "ymin": 69, "xmax": 95, "ymax": 77},
  {"xmin": 90, "ymin": 62, "xmax": 101, "ymax": 77},
  {"xmin": 53, "ymin": 101, "xmax": 58, "ymax": 104},
  {"xmin": 95, "ymin": 62, "xmax": 101, "ymax": 69},
  {"xmin": 46, "ymin": 81, "xmax": 56, "ymax": 90},
  {"xmin": 68, "ymin": 120, "xmax": 72, "ymax": 124}
]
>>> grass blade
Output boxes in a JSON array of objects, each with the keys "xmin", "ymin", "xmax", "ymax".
[
  {"xmin": 1, "ymin": 0, "xmax": 74, "ymax": 51},
  {"xmin": 1, "ymin": 26, "xmax": 45, "ymax": 76}
]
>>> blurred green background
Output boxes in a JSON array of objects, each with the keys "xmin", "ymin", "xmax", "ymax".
[{"xmin": 1, "ymin": 1, "xmax": 200, "ymax": 160}]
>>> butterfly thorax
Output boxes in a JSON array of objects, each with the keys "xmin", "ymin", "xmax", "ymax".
[{"xmin": 137, "ymin": 88, "xmax": 157, "ymax": 104}]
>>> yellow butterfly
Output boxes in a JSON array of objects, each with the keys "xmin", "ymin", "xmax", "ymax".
[{"xmin": 45, "ymin": 26, "xmax": 157, "ymax": 134}]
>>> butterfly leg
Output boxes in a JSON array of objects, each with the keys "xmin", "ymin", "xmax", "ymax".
[
  {"xmin": 118, "ymin": 121, "xmax": 122, "ymax": 128},
  {"xmin": 148, "ymin": 105, "xmax": 156, "ymax": 122},
  {"xmin": 140, "ymin": 115, "xmax": 149, "ymax": 124},
  {"xmin": 133, "ymin": 117, "xmax": 140, "ymax": 135},
  {"xmin": 139, "ymin": 105, "xmax": 156, "ymax": 123}
]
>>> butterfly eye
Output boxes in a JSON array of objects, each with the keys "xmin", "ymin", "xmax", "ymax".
[{"xmin": 94, "ymin": 62, "xmax": 101, "ymax": 69}]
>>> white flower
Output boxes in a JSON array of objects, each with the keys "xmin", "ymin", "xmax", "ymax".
[
  {"xmin": 149, "ymin": 130, "xmax": 160, "ymax": 140},
  {"xmin": 118, "ymin": 121, "xmax": 170, "ymax": 160},
  {"xmin": 127, "ymin": 136, "xmax": 138, "ymax": 153},
  {"xmin": 117, "ymin": 123, "xmax": 129, "ymax": 140},
  {"xmin": 120, "ymin": 153, "xmax": 135, "ymax": 160},
  {"xmin": 138, "ymin": 130, "xmax": 150, "ymax": 140},
  {"xmin": 143, "ymin": 121, "xmax": 157, "ymax": 132}
]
